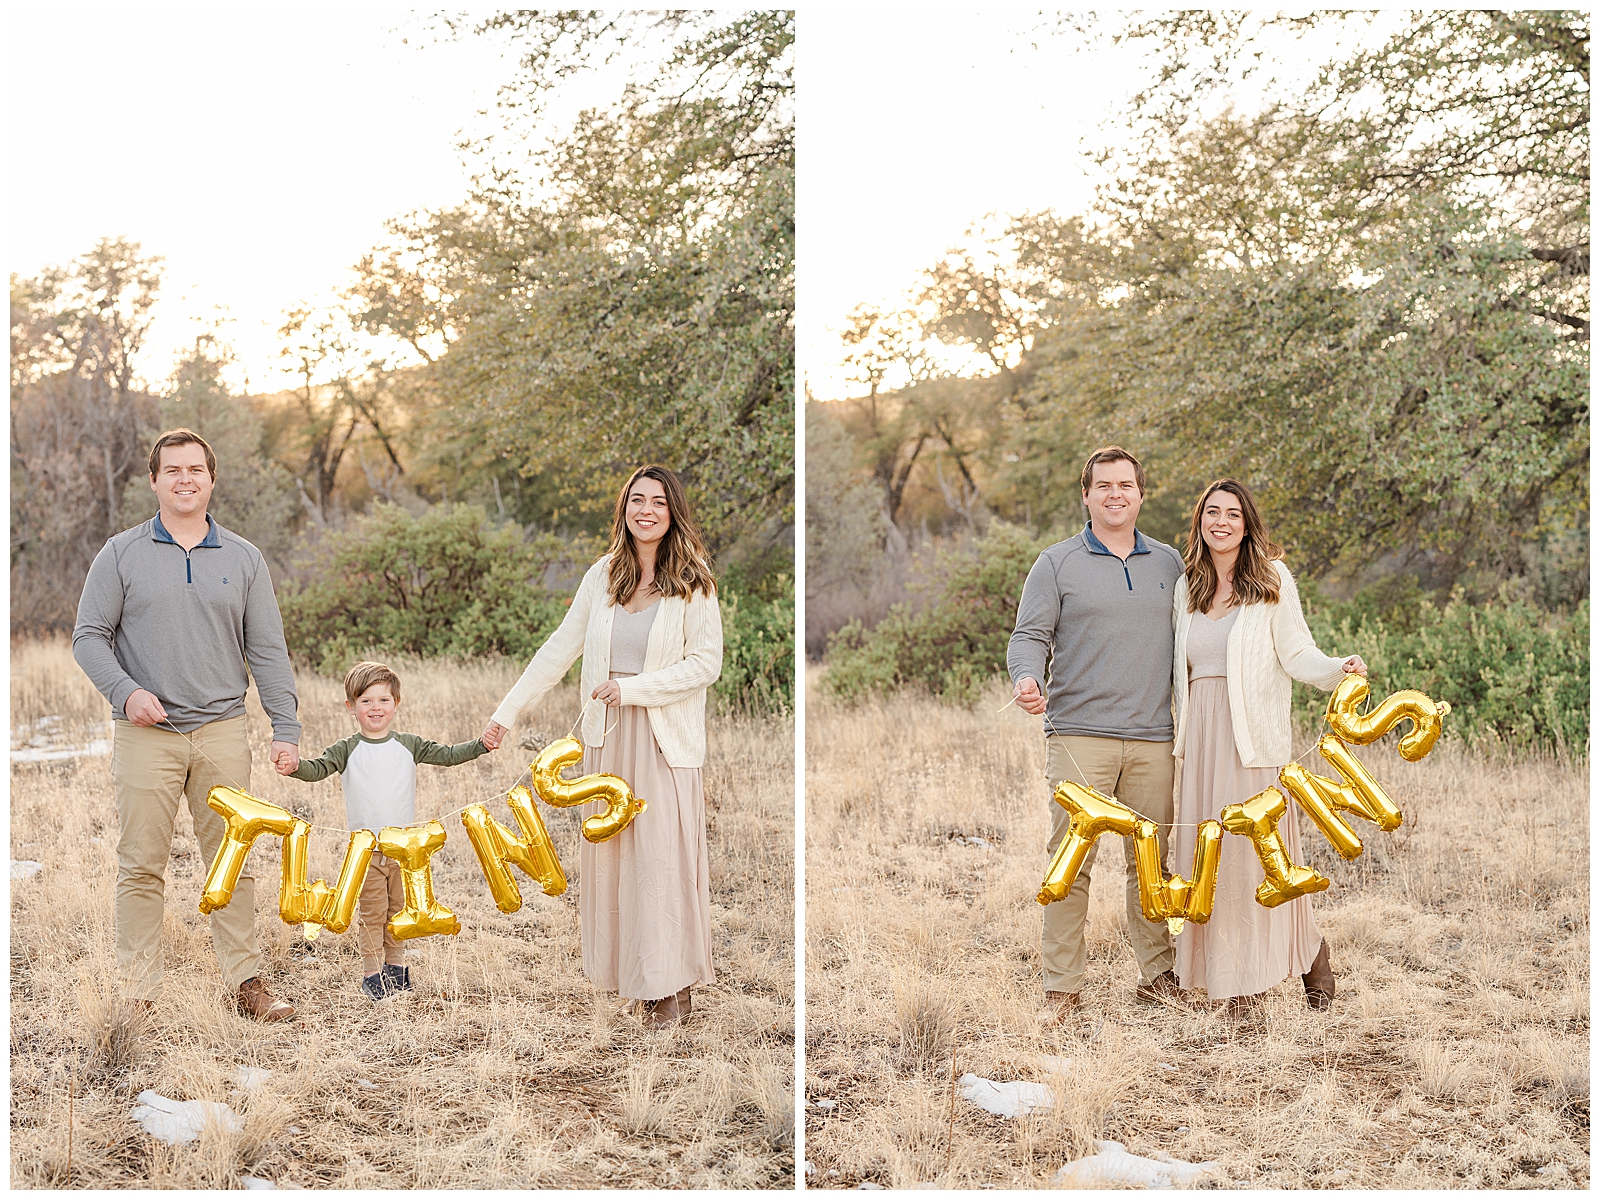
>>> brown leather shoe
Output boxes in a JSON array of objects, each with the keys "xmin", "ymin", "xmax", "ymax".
[
  {"xmin": 1038, "ymin": 990, "xmax": 1081, "ymax": 1025},
  {"xmin": 1134, "ymin": 969, "xmax": 1184, "ymax": 1006},
  {"xmin": 236, "ymin": 977, "xmax": 295, "ymax": 1023},
  {"xmin": 1224, "ymin": 993, "xmax": 1263, "ymax": 1021},
  {"xmin": 644, "ymin": 987, "xmax": 691, "ymax": 1029},
  {"xmin": 1302, "ymin": 939, "xmax": 1335, "ymax": 1011}
]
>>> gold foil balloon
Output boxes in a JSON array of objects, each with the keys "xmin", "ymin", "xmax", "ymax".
[
  {"xmin": 1326, "ymin": 674, "xmax": 1451, "ymax": 762},
  {"xmin": 199, "ymin": 787, "xmax": 297, "ymax": 914},
  {"xmin": 461, "ymin": 784, "xmax": 568, "ymax": 913},
  {"xmin": 1037, "ymin": 780, "xmax": 1142, "ymax": 906},
  {"xmin": 279, "ymin": 822, "xmax": 376, "ymax": 935},
  {"xmin": 1134, "ymin": 819, "xmax": 1223, "ymax": 935},
  {"xmin": 1219, "ymin": 787, "xmax": 1330, "ymax": 909},
  {"xmin": 1278, "ymin": 736, "xmax": 1404, "ymax": 860},
  {"xmin": 531, "ymin": 736, "xmax": 646, "ymax": 843},
  {"xmin": 376, "ymin": 821, "xmax": 461, "ymax": 940}
]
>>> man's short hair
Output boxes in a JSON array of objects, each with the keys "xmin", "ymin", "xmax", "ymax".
[
  {"xmin": 148, "ymin": 429, "xmax": 217, "ymax": 480},
  {"xmin": 1080, "ymin": 445, "xmax": 1146, "ymax": 496},
  {"xmin": 344, "ymin": 661, "xmax": 402, "ymax": 705}
]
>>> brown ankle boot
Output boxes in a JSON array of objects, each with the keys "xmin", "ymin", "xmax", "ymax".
[{"xmin": 1302, "ymin": 940, "xmax": 1335, "ymax": 1011}]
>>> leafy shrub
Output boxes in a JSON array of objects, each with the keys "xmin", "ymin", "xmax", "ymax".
[
  {"xmin": 824, "ymin": 523, "xmax": 1051, "ymax": 705},
  {"xmin": 280, "ymin": 501, "xmax": 796, "ymax": 717},
  {"xmin": 1298, "ymin": 583, "xmax": 1589, "ymax": 756},
  {"xmin": 280, "ymin": 503, "xmax": 594, "ymax": 675},
  {"xmin": 716, "ymin": 579, "xmax": 795, "ymax": 716}
]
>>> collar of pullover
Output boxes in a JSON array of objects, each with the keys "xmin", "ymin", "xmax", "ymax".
[
  {"xmin": 152, "ymin": 513, "xmax": 221, "ymax": 548},
  {"xmin": 1082, "ymin": 521, "xmax": 1150, "ymax": 558}
]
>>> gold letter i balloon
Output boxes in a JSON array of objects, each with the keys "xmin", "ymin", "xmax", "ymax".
[
  {"xmin": 1219, "ymin": 787, "xmax": 1330, "ymax": 909},
  {"xmin": 531, "ymin": 737, "xmax": 646, "ymax": 843},
  {"xmin": 377, "ymin": 821, "xmax": 461, "ymax": 940},
  {"xmin": 199, "ymin": 788, "xmax": 298, "ymax": 914}
]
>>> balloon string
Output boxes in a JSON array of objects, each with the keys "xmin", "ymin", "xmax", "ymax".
[
  {"xmin": 1025, "ymin": 702, "xmax": 1349, "ymax": 830},
  {"xmin": 152, "ymin": 706, "xmax": 611, "ymax": 838}
]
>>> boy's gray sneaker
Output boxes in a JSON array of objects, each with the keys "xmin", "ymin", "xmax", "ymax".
[
  {"xmin": 381, "ymin": 963, "xmax": 412, "ymax": 992},
  {"xmin": 362, "ymin": 972, "xmax": 394, "ymax": 1002}
]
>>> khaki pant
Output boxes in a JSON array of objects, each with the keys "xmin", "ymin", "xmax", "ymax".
[
  {"xmin": 1042, "ymin": 735, "xmax": 1176, "ymax": 994},
  {"xmin": 358, "ymin": 854, "xmax": 405, "ymax": 976},
  {"xmin": 112, "ymin": 717, "xmax": 258, "ymax": 999}
]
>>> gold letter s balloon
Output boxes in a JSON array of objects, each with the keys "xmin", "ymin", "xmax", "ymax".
[
  {"xmin": 279, "ymin": 822, "xmax": 376, "ymax": 935},
  {"xmin": 1326, "ymin": 675, "xmax": 1450, "ymax": 762},
  {"xmin": 1134, "ymin": 819, "xmax": 1223, "ymax": 935},
  {"xmin": 462, "ymin": 784, "xmax": 568, "ymax": 913},
  {"xmin": 531, "ymin": 737, "xmax": 646, "ymax": 843},
  {"xmin": 377, "ymin": 821, "xmax": 461, "ymax": 940},
  {"xmin": 199, "ymin": 788, "xmax": 298, "ymax": 914},
  {"xmin": 1219, "ymin": 787, "xmax": 1330, "ymax": 909},
  {"xmin": 1037, "ymin": 780, "xmax": 1142, "ymax": 906}
]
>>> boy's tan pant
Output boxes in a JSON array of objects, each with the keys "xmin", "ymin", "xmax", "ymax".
[
  {"xmin": 1042, "ymin": 734, "xmax": 1176, "ymax": 995},
  {"xmin": 112, "ymin": 717, "xmax": 258, "ymax": 999},
  {"xmin": 358, "ymin": 854, "xmax": 406, "ymax": 976}
]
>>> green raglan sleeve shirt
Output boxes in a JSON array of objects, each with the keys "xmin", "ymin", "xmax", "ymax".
[
  {"xmin": 287, "ymin": 733, "xmax": 361, "ymax": 782},
  {"xmin": 395, "ymin": 732, "xmax": 490, "ymax": 767}
]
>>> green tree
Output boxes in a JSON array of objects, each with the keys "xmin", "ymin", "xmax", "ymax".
[{"xmin": 351, "ymin": 12, "xmax": 795, "ymax": 555}]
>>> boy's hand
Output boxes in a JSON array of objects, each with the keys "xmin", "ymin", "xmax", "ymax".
[
  {"xmin": 271, "ymin": 741, "xmax": 300, "ymax": 774},
  {"xmin": 481, "ymin": 721, "xmax": 507, "ymax": 750}
]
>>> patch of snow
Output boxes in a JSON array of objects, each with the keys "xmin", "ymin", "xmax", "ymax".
[
  {"xmin": 1538, "ymin": 1164, "xmax": 1569, "ymax": 1177},
  {"xmin": 856, "ymin": 1183, "xmax": 884, "ymax": 1190},
  {"xmin": 130, "ymin": 1090, "xmax": 243, "ymax": 1145},
  {"xmin": 1054, "ymin": 1140, "xmax": 1221, "ymax": 1189},
  {"xmin": 288, "ymin": 1126, "xmax": 303, "ymax": 1135},
  {"xmin": 814, "ymin": 1098, "xmax": 837, "ymax": 1110},
  {"xmin": 10, "ymin": 860, "xmax": 43, "ymax": 880},
  {"xmin": 804, "ymin": 1161, "xmax": 815, "ymax": 1177},
  {"xmin": 1039, "ymin": 1054, "xmax": 1074, "ymax": 1075},
  {"xmin": 356, "ymin": 1078, "xmax": 378, "ymax": 1089},
  {"xmin": 1175, "ymin": 1126, "xmax": 1189, "ymax": 1133},
  {"xmin": 240, "ymin": 1175, "xmax": 275, "ymax": 1190},
  {"xmin": 954, "ymin": 836, "xmax": 994, "ymax": 849},
  {"xmin": 11, "ymin": 738, "xmax": 111, "ymax": 763},
  {"xmin": 1158, "ymin": 1062, "xmax": 1176, "ymax": 1071},
  {"xmin": 235, "ymin": 1067, "xmax": 271, "ymax": 1093},
  {"xmin": 960, "ymin": 1073, "xmax": 1054, "ymax": 1118}
]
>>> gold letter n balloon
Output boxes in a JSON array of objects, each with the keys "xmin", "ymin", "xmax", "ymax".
[
  {"xmin": 531, "ymin": 737, "xmax": 646, "ymax": 843},
  {"xmin": 462, "ymin": 784, "xmax": 568, "ymax": 913}
]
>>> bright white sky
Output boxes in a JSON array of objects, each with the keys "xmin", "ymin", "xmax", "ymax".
[
  {"xmin": 801, "ymin": 10, "xmax": 1147, "ymax": 399},
  {"xmin": 8, "ymin": 6, "xmax": 636, "ymax": 394}
]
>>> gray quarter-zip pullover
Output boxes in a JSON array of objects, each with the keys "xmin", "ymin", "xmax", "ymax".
[
  {"xmin": 1006, "ymin": 523, "xmax": 1184, "ymax": 741},
  {"xmin": 72, "ymin": 513, "xmax": 302, "ymax": 742}
]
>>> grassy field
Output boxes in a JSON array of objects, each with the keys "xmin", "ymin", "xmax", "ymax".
[
  {"xmin": 804, "ymin": 668, "xmax": 1588, "ymax": 1190},
  {"xmin": 10, "ymin": 638, "xmax": 794, "ymax": 1189}
]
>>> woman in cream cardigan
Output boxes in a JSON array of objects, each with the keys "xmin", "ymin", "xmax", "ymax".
[
  {"xmin": 1170, "ymin": 479, "xmax": 1364, "ymax": 1016},
  {"xmin": 482, "ymin": 465, "xmax": 723, "ymax": 1028}
]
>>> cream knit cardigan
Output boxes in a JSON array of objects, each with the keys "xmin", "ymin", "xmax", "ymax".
[
  {"xmin": 490, "ymin": 555, "xmax": 724, "ymax": 768},
  {"xmin": 1171, "ymin": 560, "xmax": 1348, "ymax": 769}
]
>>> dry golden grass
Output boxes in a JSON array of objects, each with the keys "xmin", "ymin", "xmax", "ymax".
[
  {"xmin": 10, "ymin": 637, "xmax": 794, "ymax": 1188},
  {"xmin": 804, "ymin": 668, "xmax": 1589, "ymax": 1189}
]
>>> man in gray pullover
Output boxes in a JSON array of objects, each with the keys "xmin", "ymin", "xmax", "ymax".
[
  {"xmin": 73, "ymin": 429, "xmax": 301, "ymax": 1022},
  {"xmin": 1007, "ymin": 446, "xmax": 1184, "ymax": 1021}
]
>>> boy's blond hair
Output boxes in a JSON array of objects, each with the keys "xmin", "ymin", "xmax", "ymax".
[{"xmin": 344, "ymin": 661, "xmax": 401, "ymax": 705}]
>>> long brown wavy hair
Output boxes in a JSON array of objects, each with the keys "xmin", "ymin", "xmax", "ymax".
[
  {"xmin": 605, "ymin": 465, "xmax": 717, "ymax": 605},
  {"xmin": 1183, "ymin": 478, "xmax": 1284, "ymax": 613}
]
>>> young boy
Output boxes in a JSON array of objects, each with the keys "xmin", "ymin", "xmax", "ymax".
[{"xmin": 280, "ymin": 661, "xmax": 492, "ymax": 1000}]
